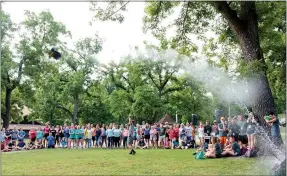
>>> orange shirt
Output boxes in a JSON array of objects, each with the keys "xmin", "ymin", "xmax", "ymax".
[{"xmin": 92, "ymin": 128, "xmax": 96, "ymax": 137}]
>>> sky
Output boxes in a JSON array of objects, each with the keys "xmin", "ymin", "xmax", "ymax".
[{"xmin": 2, "ymin": 2, "xmax": 159, "ymax": 64}]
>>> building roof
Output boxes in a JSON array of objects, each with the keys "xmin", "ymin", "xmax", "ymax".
[
  {"xmin": 158, "ymin": 114, "xmax": 176, "ymax": 124},
  {"xmin": 9, "ymin": 124, "xmax": 45, "ymax": 130}
]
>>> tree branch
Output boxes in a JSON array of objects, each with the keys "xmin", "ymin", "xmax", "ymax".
[
  {"xmin": 11, "ymin": 59, "xmax": 24, "ymax": 90},
  {"xmin": 162, "ymin": 86, "xmax": 184, "ymax": 96},
  {"xmin": 56, "ymin": 104, "xmax": 73, "ymax": 116},
  {"xmin": 148, "ymin": 71, "xmax": 160, "ymax": 90},
  {"xmin": 210, "ymin": 1, "xmax": 245, "ymax": 33},
  {"xmin": 105, "ymin": 1, "xmax": 130, "ymax": 20}
]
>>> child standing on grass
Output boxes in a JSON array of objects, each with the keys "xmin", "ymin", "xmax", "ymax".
[
  {"xmin": 36, "ymin": 128, "xmax": 43, "ymax": 146},
  {"xmin": 122, "ymin": 126, "xmax": 129, "ymax": 149},
  {"xmin": 79, "ymin": 126, "xmax": 85, "ymax": 149},
  {"xmin": 150, "ymin": 126, "xmax": 157, "ymax": 149},
  {"xmin": 87, "ymin": 126, "xmax": 93, "ymax": 148},
  {"xmin": 101, "ymin": 124, "xmax": 107, "ymax": 148},
  {"xmin": 107, "ymin": 126, "xmax": 114, "ymax": 149},
  {"xmin": 68, "ymin": 125, "xmax": 75, "ymax": 149},
  {"xmin": 74, "ymin": 126, "xmax": 80, "ymax": 149}
]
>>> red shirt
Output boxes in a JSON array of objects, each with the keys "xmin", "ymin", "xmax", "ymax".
[
  {"xmin": 44, "ymin": 127, "xmax": 50, "ymax": 134},
  {"xmin": 174, "ymin": 127, "xmax": 179, "ymax": 138},
  {"xmin": 29, "ymin": 130, "xmax": 36, "ymax": 139},
  {"xmin": 168, "ymin": 129, "xmax": 176, "ymax": 140}
]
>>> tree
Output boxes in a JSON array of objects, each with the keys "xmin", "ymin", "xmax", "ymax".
[
  {"xmin": 90, "ymin": 2, "xmax": 284, "ymax": 130},
  {"xmin": 1, "ymin": 10, "xmax": 69, "ymax": 128}
]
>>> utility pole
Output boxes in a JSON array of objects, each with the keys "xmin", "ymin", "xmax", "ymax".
[{"xmin": 176, "ymin": 111, "xmax": 178, "ymax": 123}]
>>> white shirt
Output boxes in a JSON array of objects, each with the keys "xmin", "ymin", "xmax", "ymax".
[{"xmin": 87, "ymin": 129, "xmax": 93, "ymax": 139}]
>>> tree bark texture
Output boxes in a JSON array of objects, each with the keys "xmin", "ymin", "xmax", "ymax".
[{"xmin": 211, "ymin": 2, "xmax": 281, "ymax": 145}]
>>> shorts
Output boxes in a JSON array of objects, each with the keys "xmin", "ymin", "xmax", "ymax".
[
  {"xmin": 144, "ymin": 135, "xmax": 150, "ymax": 139},
  {"xmin": 159, "ymin": 135, "xmax": 165, "ymax": 141},
  {"xmin": 44, "ymin": 133, "xmax": 49, "ymax": 138},
  {"xmin": 151, "ymin": 136, "xmax": 157, "ymax": 141},
  {"xmin": 128, "ymin": 137, "xmax": 133, "ymax": 145},
  {"xmin": 186, "ymin": 136, "xmax": 191, "ymax": 141},
  {"xmin": 133, "ymin": 136, "xmax": 137, "ymax": 141},
  {"xmin": 92, "ymin": 136, "xmax": 96, "ymax": 141},
  {"xmin": 239, "ymin": 135, "xmax": 248, "ymax": 144}
]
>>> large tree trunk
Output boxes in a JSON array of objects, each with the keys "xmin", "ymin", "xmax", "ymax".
[
  {"xmin": 72, "ymin": 96, "xmax": 79, "ymax": 125},
  {"xmin": 211, "ymin": 2, "xmax": 282, "ymax": 145},
  {"xmin": 3, "ymin": 87, "xmax": 13, "ymax": 129}
]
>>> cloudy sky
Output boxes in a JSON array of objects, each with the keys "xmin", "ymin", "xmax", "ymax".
[{"xmin": 2, "ymin": 2, "xmax": 160, "ymax": 64}]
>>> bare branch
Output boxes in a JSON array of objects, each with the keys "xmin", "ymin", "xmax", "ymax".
[{"xmin": 210, "ymin": 1, "xmax": 245, "ymax": 33}]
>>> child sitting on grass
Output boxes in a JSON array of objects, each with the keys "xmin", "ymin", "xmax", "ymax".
[
  {"xmin": 205, "ymin": 138, "xmax": 222, "ymax": 158},
  {"xmin": 28, "ymin": 141, "xmax": 36, "ymax": 150},
  {"xmin": 172, "ymin": 137, "xmax": 180, "ymax": 149},
  {"xmin": 164, "ymin": 137, "xmax": 170, "ymax": 149},
  {"xmin": 61, "ymin": 137, "xmax": 67, "ymax": 148},
  {"xmin": 181, "ymin": 135, "xmax": 188, "ymax": 149},
  {"xmin": 222, "ymin": 136, "xmax": 241, "ymax": 157},
  {"xmin": 15, "ymin": 140, "xmax": 27, "ymax": 151},
  {"xmin": 136, "ymin": 137, "xmax": 147, "ymax": 149}
]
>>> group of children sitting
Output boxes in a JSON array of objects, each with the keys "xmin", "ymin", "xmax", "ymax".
[
  {"xmin": 1, "ymin": 132, "xmax": 56, "ymax": 152},
  {"xmin": 193, "ymin": 135, "xmax": 243, "ymax": 160}
]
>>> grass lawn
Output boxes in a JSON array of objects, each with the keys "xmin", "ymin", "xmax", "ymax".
[{"xmin": 2, "ymin": 148, "xmax": 263, "ymax": 175}]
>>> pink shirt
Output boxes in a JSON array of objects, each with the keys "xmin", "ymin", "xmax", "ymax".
[
  {"xmin": 150, "ymin": 129, "xmax": 156, "ymax": 136},
  {"xmin": 44, "ymin": 127, "xmax": 50, "ymax": 134},
  {"xmin": 123, "ymin": 129, "xmax": 129, "ymax": 137},
  {"xmin": 164, "ymin": 140, "xmax": 170, "ymax": 147}
]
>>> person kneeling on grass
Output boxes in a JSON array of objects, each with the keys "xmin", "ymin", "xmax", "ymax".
[
  {"xmin": 172, "ymin": 137, "xmax": 180, "ymax": 149},
  {"xmin": 136, "ymin": 138, "xmax": 147, "ymax": 149},
  {"xmin": 164, "ymin": 137, "xmax": 170, "ymax": 149},
  {"xmin": 47, "ymin": 133, "xmax": 55, "ymax": 148},
  {"xmin": 221, "ymin": 136, "xmax": 241, "ymax": 157},
  {"xmin": 181, "ymin": 135, "xmax": 188, "ymax": 149}
]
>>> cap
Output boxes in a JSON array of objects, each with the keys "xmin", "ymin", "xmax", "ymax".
[{"xmin": 213, "ymin": 120, "xmax": 217, "ymax": 123}]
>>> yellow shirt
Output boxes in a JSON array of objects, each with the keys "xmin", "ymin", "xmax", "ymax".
[{"xmin": 84, "ymin": 129, "xmax": 88, "ymax": 138}]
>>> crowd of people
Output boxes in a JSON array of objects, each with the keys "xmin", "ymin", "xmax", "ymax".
[{"xmin": 0, "ymin": 112, "xmax": 281, "ymax": 158}]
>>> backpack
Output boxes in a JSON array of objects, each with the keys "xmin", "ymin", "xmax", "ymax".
[{"xmin": 195, "ymin": 151, "xmax": 205, "ymax": 160}]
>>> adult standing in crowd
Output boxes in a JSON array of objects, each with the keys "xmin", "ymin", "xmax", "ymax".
[
  {"xmin": 128, "ymin": 117, "xmax": 136, "ymax": 155},
  {"xmin": 218, "ymin": 117, "xmax": 227, "ymax": 145},
  {"xmin": 265, "ymin": 112, "xmax": 283, "ymax": 147},
  {"xmin": 238, "ymin": 115, "xmax": 248, "ymax": 148},
  {"xmin": 204, "ymin": 120, "xmax": 212, "ymax": 143}
]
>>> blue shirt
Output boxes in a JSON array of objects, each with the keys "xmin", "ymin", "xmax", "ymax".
[
  {"xmin": 144, "ymin": 129, "xmax": 150, "ymax": 135},
  {"xmin": 11, "ymin": 130, "xmax": 18, "ymax": 139},
  {"xmin": 18, "ymin": 131, "xmax": 25, "ymax": 140},
  {"xmin": 113, "ymin": 129, "xmax": 122, "ymax": 137},
  {"xmin": 271, "ymin": 118, "xmax": 281, "ymax": 137},
  {"xmin": 107, "ymin": 129, "xmax": 114, "ymax": 137},
  {"xmin": 36, "ymin": 131, "xmax": 43, "ymax": 139},
  {"xmin": 47, "ymin": 136, "xmax": 55, "ymax": 146},
  {"xmin": 101, "ymin": 128, "xmax": 106, "ymax": 136}
]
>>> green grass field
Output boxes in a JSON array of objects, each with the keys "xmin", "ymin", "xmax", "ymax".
[
  {"xmin": 2, "ymin": 127, "xmax": 285, "ymax": 175},
  {"xmin": 2, "ymin": 148, "xmax": 264, "ymax": 175}
]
